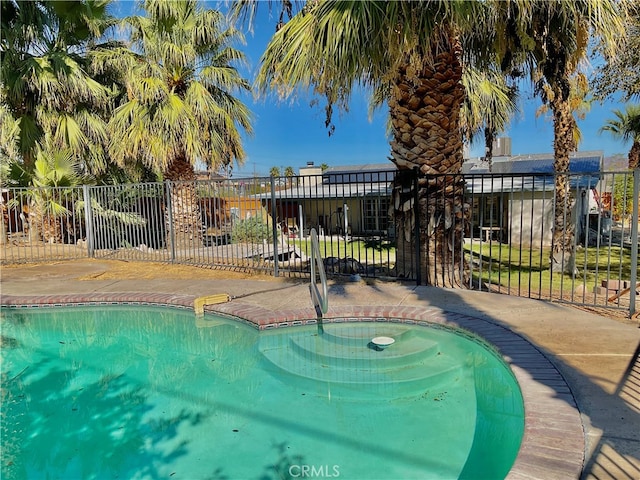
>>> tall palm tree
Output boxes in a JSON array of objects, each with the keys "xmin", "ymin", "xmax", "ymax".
[
  {"xmin": 0, "ymin": 0, "xmax": 116, "ymax": 175},
  {"xmin": 496, "ymin": 0, "xmax": 626, "ymax": 273},
  {"xmin": 252, "ymin": 0, "xmax": 488, "ymax": 287},
  {"xmin": 600, "ymin": 105, "xmax": 640, "ymax": 170},
  {"xmin": 107, "ymin": 0, "xmax": 252, "ymax": 246}
]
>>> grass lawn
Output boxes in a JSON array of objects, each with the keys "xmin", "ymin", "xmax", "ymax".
[
  {"xmin": 464, "ymin": 243, "xmax": 635, "ymax": 298},
  {"xmin": 290, "ymin": 236, "xmax": 396, "ymax": 268},
  {"xmin": 286, "ymin": 236, "xmax": 633, "ymax": 297}
]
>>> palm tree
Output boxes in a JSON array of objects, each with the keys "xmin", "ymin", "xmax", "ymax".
[
  {"xmin": 461, "ymin": 66, "xmax": 519, "ymax": 170},
  {"xmin": 0, "ymin": 0, "xmax": 116, "ymax": 175},
  {"xmin": 250, "ymin": 0, "xmax": 489, "ymax": 287},
  {"xmin": 284, "ymin": 165, "xmax": 295, "ymax": 187},
  {"xmin": 269, "ymin": 166, "xmax": 281, "ymax": 177},
  {"xmin": 497, "ymin": 0, "xmax": 626, "ymax": 273},
  {"xmin": 7, "ymin": 142, "xmax": 86, "ymax": 243},
  {"xmin": 600, "ymin": 105, "xmax": 640, "ymax": 170},
  {"xmin": 107, "ymin": 0, "xmax": 252, "ymax": 247}
]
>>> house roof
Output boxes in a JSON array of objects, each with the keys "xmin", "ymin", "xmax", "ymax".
[
  {"xmin": 322, "ymin": 163, "xmax": 396, "ymax": 184},
  {"xmin": 463, "ymin": 151, "xmax": 602, "ymax": 174},
  {"xmin": 463, "ymin": 151, "xmax": 603, "ymax": 191},
  {"xmin": 254, "ymin": 182, "xmax": 391, "ymax": 200},
  {"xmin": 325, "ymin": 163, "xmax": 396, "ymax": 173},
  {"xmin": 258, "ymin": 152, "xmax": 605, "ymax": 200},
  {"xmin": 252, "ymin": 163, "xmax": 395, "ymax": 199}
]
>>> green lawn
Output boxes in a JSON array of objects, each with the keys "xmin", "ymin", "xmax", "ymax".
[
  {"xmin": 464, "ymin": 243, "xmax": 635, "ymax": 295},
  {"xmin": 290, "ymin": 237, "xmax": 396, "ymax": 267},
  {"xmin": 286, "ymin": 236, "xmax": 633, "ymax": 298}
]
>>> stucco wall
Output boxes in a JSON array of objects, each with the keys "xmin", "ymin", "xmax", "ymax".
[{"xmin": 508, "ymin": 190, "xmax": 555, "ymax": 248}]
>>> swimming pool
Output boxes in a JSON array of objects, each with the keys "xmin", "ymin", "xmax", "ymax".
[{"xmin": 1, "ymin": 305, "xmax": 524, "ymax": 479}]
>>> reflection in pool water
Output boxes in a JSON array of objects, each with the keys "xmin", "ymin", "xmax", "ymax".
[{"xmin": 1, "ymin": 305, "xmax": 524, "ymax": 479}]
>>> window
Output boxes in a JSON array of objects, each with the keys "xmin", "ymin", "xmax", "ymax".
[{"xmin": 362, "ymin": 197, "xmax": 390, "ymax": 232}]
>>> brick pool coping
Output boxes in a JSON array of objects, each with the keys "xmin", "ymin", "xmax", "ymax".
[{"xmin": 1, "ymin": 293, "xmax": 585, "ymax": 479}]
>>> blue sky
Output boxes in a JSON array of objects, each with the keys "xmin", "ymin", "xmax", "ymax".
[{"xmin": 112, "ymin": 1, "xmax": 633, "ymax": 178}]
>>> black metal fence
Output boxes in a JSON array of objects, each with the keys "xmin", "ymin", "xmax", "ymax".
[{"xmin": 2, "ymin": 169, "xmax": 638, "ymax": 316}]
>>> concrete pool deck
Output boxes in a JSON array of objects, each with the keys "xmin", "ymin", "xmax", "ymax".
[{"xmin": 1, "ymin": 259, "xmax": 639, "ymax": 479}]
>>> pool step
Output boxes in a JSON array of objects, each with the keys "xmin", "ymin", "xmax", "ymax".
[
  {"xmin": 286, "ymin": 331, "xmax": 441, "ymax": 368},
  {"xmin": 259, "ymin": 324, "xmax": 468, "ymax": 398}
]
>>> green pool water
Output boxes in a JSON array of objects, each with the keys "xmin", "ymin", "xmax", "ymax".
[{"xmin": 1, "ymin": 306, "xmax": 524, "ymax": 480}]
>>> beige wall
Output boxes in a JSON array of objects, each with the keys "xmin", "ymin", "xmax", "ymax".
[
  {"xmin": 297, "ymin": 198, "xmax": 363, "ymax": 236},
  {"xmin": 508, "ymin": 190, "xmax": 555, "ymax": 247}
]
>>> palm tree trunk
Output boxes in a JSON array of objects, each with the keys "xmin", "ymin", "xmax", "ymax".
[
  {"xmin": 28, "ymin": 200, "xmax": 62, "ymax": 243},
  {"xmin": 164, "ymin": 153, "xmax": 203, "ymax": 249},
  {"xmin": 0, "ymin": 200, "xmax": 8, "ymax": 245},
  {"xmin": 42, "ymin": 214, "xmax": 63, "ymax": 243},
  {"xmin": 628, "ymin": 141, "xmax": 640, "ymax": 170},
  {"xmin": 550, "ymin": 84, "xmax": 577, "ymax": 274},
  {"xmin": 389, "ymin": 42, "xmax": 468, "ymax": 287},
  {"xmin": 484, "ymin": 126, "xmax": 495, "ymax": 172}
]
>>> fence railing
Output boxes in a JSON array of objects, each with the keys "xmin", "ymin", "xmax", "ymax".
[
  {"xmin": 2, "ymin": 169, "xmax": 638, "ymax": 317},
  {"xmin": 462, "ymin": 170, "xmax": 639, "ymax": 316}
]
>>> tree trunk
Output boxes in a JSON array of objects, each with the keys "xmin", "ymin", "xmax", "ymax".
[
  {"xmin": 550, "ymin": 83, "xmax": 577, "ymax": 274},
  {"xmin": 484, "ymin": 126, "xmax": 495, "ymax": 172},
  {"xmin": 388, "ymin": 41, "xmax": 468, "ymax": 287},
  {"xmin": 42, "ymin": 214, "xmax": 63, "ymax": 243},
  {"xmin": 0, "ymin": 203, "xmax": 7, "ymax": 246},
  {"xmin": 164, "ymin": 153, "xmax": 203, "ymax": 249},
  {"xmin": 628, "ymin": 141, "xmax": 640, "ymax": 170},
  {"xmin": 27, "ymin": 198, "xmax": 61, "ymax": 244}
]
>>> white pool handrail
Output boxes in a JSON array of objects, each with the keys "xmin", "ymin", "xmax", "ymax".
[{"xmin": 309, "ymin": 228, "xmax": 328, "ymax": 316}]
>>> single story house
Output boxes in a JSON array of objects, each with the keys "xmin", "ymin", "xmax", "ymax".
[{"xmin": 251, "ymin": 149, "xmax": 605, "ymax": 248}]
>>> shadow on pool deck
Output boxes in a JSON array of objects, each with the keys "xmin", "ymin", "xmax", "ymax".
[{"xmin": 1, "ymin": 259, "xmax": 639, "ymax": 479}]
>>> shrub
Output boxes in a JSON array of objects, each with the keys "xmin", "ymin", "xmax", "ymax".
[{"xmin": 232, "ymin": 215, "xmax": 273, "ymax": 243}]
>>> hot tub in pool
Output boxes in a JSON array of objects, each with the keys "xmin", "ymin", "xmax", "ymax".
[{"xmin": 1, "ymin": 305, "xmax": 524, "ymax": 479}]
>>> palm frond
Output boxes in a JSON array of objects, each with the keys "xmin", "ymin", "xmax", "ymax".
[
  {"xmin": 600, "ymin": 105, "xmax": 640, "ymax": 143},
  {"xmin": 461, "ymin": 66, "xmax": 519, "ymax": 144},
  {"xmin": 256, "ymin": 0, "xmax": 486, "ymax": 125},
  {"xmin": 88, "ymin": 198, "xmax": 148, "ymax": 226}
]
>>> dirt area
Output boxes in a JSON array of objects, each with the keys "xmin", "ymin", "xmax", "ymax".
[
  {"xmin": 1, "ymin": 259, "xmax": 277, "ymax": 282},
  {"xmin": 77, "ymin": 261, "xmax": 273, "ymax": 281}
]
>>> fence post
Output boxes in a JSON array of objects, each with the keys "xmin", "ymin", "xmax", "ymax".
[
  {"xmin": 165, "ymin": 181, "xmax": 176, "ymax": 263},
  {"xmin": 629, "ymin": 169, "xmax": 639, "ymax": 320},
  {"xmin": 270, "ymin": 176, "xmax": 279, "ymax": 277},
  {"xmin": 82, "ymin": 185, "xmax": 94, "ymax": 258}
]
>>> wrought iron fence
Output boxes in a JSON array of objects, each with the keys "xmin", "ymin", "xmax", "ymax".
[
  {"xmin": 2, "ymin": 169, "xmax": 638, "ymax": 316},
  {"xmin": 462, "ymin": 170, "xmax": 639, "ymax": 316}
]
